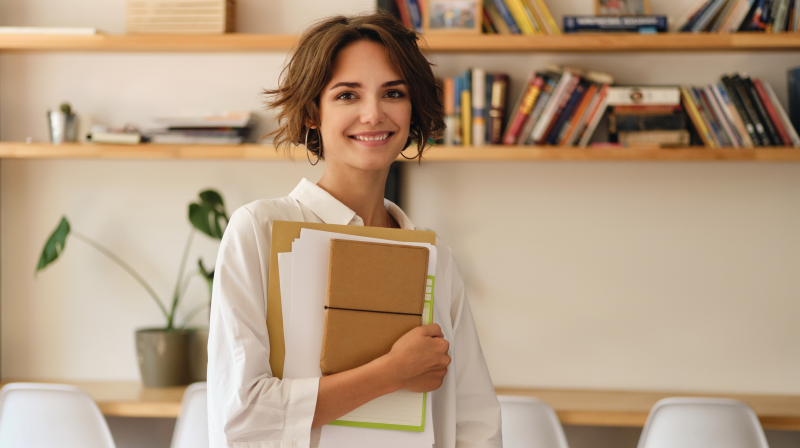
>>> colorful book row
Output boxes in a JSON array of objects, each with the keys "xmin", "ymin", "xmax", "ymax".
[
  {"xmin": 681, "ymin": 74, "xmax": 800, "ymax": 147},
  {"xmin": 677, "ymin": 0, "xmax": 799, "ymax": 33},
  {"xmin": 482, "ymin": 0, "xmax": 561, "ymax": 35}
]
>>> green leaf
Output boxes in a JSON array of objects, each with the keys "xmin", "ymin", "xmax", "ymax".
[
  {"xmin": 36, "ymin": 216, "xmax": 71, "ymax": 273},
  {"xmin": 188, "ymin": 189, "xmax": 229, "ymax": 239}
]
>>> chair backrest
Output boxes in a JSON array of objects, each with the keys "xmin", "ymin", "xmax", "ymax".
[
  {"xmin": 637, "ymin": 397, "xmax": 769, "ymax": 448},
  {"xmin": 171, "ymin": 382, "xmax": 209, "ymax": 448},
  {"xmin": 498, "ymin": 395, "xmax": 569, "ymax": 448},
  {"xmin": 0, "ymin": 382, "xmax": 116, "ymax": 448}
]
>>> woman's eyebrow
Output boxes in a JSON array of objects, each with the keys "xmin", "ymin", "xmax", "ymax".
[{"xmin": 329, "ymin": 80, "xmax": 406, "ymax": 90}]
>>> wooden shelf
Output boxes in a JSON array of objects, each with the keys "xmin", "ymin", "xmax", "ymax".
[
  {"xmin": 2, "ymin": 380, "xmax": 798, "ymax": 429},
  {"xmin": 1, "ymin": 33, "xmax": 800, "ymax": 53},
  {"xmin": 2, "ymin": 142, "xmax": 800, "ymax": 162}
]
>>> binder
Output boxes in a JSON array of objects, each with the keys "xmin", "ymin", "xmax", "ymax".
[{"xmin": 320, "ymin": 240, "xmax": 430, "ymax": 376}]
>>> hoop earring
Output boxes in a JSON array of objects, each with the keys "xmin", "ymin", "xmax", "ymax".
[
  {"xmin": 305, "ymin": 128, "xmax": 321, "ymax": 166},
  {"xmin": 400, "ymin": 138, "xmax": 418, "ymax": 160}
]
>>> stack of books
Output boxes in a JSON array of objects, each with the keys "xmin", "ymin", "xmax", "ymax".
[
  {"xmin": 145, "ymin": 111, "xmax": 252, "ymax": 145},
  {"xmin": 681, "ymin": 74, "xmax": 800, "ymax": 147},
  {"xmin": 482, "ymin": 0, "xmax": 561, "ymax": 34},
  {"xmin": 606, "ymin": 87, "xmax": 689, "ymax": 146},
  {"xmin": 676, "ymin": 0, "xmax": 799, "ymax": 33}
]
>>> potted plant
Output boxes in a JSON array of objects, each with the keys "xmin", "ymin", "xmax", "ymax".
[{"xmin": 35, "ymin": 190, "xmax": 229, "ymax": 387}]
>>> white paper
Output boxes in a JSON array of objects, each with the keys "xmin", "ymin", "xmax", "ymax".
[
  {"xmin": 277, "ymin": 252, "xmax": 293, "ymax": 343},
  {"xmin": 280, "ymin": 229, "xmax": 437, "ymax": 447}
]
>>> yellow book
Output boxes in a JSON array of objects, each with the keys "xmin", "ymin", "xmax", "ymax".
[
  {"xmin": 461, "ymin": 90, "xmax": 472, "ymax": 146},
  {"xmin": 530, "ymin": 0, "xmax": 561, "ymax": 35},
  {"xmin": 680, "ymin": 86, "xmax": 715, "ymax": 148},
  {"xmin": 504, "ymin": 0, "xmax": 537, "ymax": 35}
]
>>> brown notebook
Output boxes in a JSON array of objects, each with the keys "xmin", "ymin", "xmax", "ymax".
[{"xmin": 319, "ymin": 239, "xmax": 430, "ymax": 376}]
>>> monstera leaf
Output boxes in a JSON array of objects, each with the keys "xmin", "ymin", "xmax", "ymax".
[
  {"xmin": 36, "ymin": 216, "xmax": 71, "ymax": 273},
  {"xmin": 189, "ymin": 190, "xmax": 228, "ymax": 240}
]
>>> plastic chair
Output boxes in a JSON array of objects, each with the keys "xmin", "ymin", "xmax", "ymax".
[
  {"xmin": 171, "ymin": 382, "xmax": 208, "ymax": 448},
  {"xmin": 637, "ymin": 397, "xmax": 769, "ymax": 448},
  {"xmin": 498, "ymin": 395, "xmax": 569, "ymax": 448},
  {"xmin": 0, "ymin": 382, "xmax": 116, "ymax": 448}
]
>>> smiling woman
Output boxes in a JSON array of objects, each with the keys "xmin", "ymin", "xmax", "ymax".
[{"xmin": 208, "ymin": 12, "xmax": 500, "ymax": 448}]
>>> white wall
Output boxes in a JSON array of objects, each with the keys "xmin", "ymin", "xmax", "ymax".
[{"xmin": 2, "ymin": 0, "xmax": 800, "ymax": 447}]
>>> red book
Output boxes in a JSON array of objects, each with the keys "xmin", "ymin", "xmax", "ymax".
[
  {"xmin": 394, "ymin": 0, "xmax": 413, "ymax": 28},
  {"xmin": 502, "ymin": 74, "xmax": 545, "ymax": 145},
  {"xmin": 753, "ymin": 78, "xmax": 792, "ymax": 146}
]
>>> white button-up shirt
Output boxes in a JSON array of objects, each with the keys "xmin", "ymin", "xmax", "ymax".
[{"xmin": 208, "ymin": 179, "xmax": 502, "ymax": 448}]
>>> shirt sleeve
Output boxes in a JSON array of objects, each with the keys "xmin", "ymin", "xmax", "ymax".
[
  {"xmin": 449, "ymin": 258, "xmax": 503, "ymax": 448},
  {"xmin": 207, "ymin": 207, "xmax": 320, "ymax": 448}
]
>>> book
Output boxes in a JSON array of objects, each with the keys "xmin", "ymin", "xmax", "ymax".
[
  {"xmin": 520, "ymin": 73, "xmax": 559, "ymax": 145},
  {"xmin": 88, "ymin": 132, "xmax": 141, "ymax": 145},
  {"xmin": 543, "ymin": 78, "xmax": 584, "ymax": 145},
  {"xmin": 711, "ymin": 83, "xmax": 750, "ymax": 147},
  {"xmin": 739, "ymin": 74, "xmax": 779, "ymax": 145},
  {"xmin": 489, "ymin": 74, "xmax": 510, "ymax": 144},
  {"xmin": 675, "ymin": 0, "xmax": 713, "ymax": 31},
  {"xmin": 721, "ymin": 75, "xmax": 761, "ymax": 145},
  {"xmin": 789, "ymin": 66, "xmax": 800, "ymax": 136},
  {"xmin": 565, "ymin": 85, "xmax": 603, "ymax": 146},
  {"xmin": 491, "ymin": 0, "xmax": 522, "ymax": 34},
  {"xmin": 704, "ymin": 85, "xmax": 740, "ymax": 146},
  {"xmin": 609, "ymin": 113, "xmax": 686, "ymax": 132},
  {"xmin": 407, "ymin": 0, "xmax": 423, "ymax": 32},
  {"xmin": 763, "ymin": 80, "xmax": 800, "ymax": 146},
  {"xmin": 752, "ymin": 78, "xmax": 792, "ymax": 146},
  {"xmin": 530, "ymin": 70, "xmax": 577, "ymax": 143},
  {"xmin": 564, "ymin": 16, "xmax": 668, "ymax": 33},
  {"xmin": 485, "ymin": 3, "xmax": 513, "ymax": 34},
  {"xmin": 394, "ymin": 0, "xmax": 414, "ymax": 29},
  {"xmin": 0, "ymin": 26, "xmax": 100, "ymax": 35},
  {"xmin": 692, "ymin": 0, "xmax": 733, "ymax": 31},
  {"xmin": 560, "ymin": 83, "xmax": 599, "ymax": 145},
  {"xmin": 472, "ymin": 69, "xmax": 487, "ymax": 146},
  {"xmin": 461, "ymin": 70, "xmax": 472, "ymax": 146},
  {"xmin": 443, "ymin": 78, "xmax": 456, "ymax": 145},
  {"xmin": 504, "ymin": 0, "xmax": 538, "ymax": 34},
  {"xmin": 578, "ymin": 85, "xmax": 610, "ymax": 147},
  {"xmin": 502, "ymin": 73, "xmax": 546, "ymax": 145},
  {"xmin": 606, "ymin": 87, "xmax": 681, "ymax": 106},
  {"xmin": 681, "ymin": 86, "xmax": 716, "ymax": 147},
  {"xmin": 694, "ymin": 87, "xmax": 729, "ymax": 146},
  {"xmin": 530, "ymin": 0, "xmax": 561, "ymax": 34},
  {"xmin": 485, "ymin": 72, "xmax": 493, "ymax": 143},
  {"xmin": 618, "ymin": 130, "xmax": 691, "ymax": 146},
  {"xmin": 453, "ymin": 76, "xmax": 463, "ymax": 145}
]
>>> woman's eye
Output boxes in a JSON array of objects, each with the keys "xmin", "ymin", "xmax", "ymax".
[
  {"xmin": 336, "ymin": 92, "xmax": 356, "ymax": 100},
  {"xmin": 386, "ymin": 90, "xmax": 405, "ymax": 99}
]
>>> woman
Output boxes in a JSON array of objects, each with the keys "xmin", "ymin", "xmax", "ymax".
[{"xmin": 208, "ymin": 13, "xmax": 501, "ymax": 448}]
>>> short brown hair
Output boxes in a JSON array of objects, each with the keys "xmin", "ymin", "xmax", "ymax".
[{"xmin": 263, "ymin": 13, "xmax": 445, "ymax": 160}]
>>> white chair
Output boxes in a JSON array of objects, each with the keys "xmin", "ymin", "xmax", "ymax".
[
  {"xmin": 171, "ymin": 382, "xmax": 209, "ymax": 448},
  {"xmin": 498, "ymin": 395, "xmax": 569, "ymax": 448},
  {"xmin": 637, "ymin": 397, "xmax": 769, "ymax": 448},
  {"xmin": 0, "ymin": 382, "xmax": 116, "ymax": 448}
]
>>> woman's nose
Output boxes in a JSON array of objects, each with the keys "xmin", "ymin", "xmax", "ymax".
[{"xmin": 359, "ymin": 96, "xmax": 385, "ymax": 124}]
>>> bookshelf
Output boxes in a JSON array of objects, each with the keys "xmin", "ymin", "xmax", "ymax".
[
  {"xmin": 1, "ymin": 33, "xmax": 800, "ymax": 53},
  {"xmin": 2, "ymin": 142, "xmax": 800, "ymax": 161}
]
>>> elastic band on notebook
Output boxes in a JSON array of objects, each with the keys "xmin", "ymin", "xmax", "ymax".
[{"xmin": 324, "ymin": 306, "xmax": 422, "ymax": 317}]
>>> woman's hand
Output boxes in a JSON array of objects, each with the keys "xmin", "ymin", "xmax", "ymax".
[{"xmin": 384, "ymin": 324, "xmax": 451, "ymax": 393}]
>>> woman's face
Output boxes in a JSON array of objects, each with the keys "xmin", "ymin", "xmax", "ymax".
[{"xmin": 316, "ymin": 40, "xmax": 412, "ymax": 173}]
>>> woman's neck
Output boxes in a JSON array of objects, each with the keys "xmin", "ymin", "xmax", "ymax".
[{"xmin": 316, "ymin": 164, "xmax": 393, "ymax": 228}]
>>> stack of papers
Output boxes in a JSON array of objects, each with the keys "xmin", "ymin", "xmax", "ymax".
[{"xmin": 278, "ymin": 228, "xmax": 437, "ymax": 448}]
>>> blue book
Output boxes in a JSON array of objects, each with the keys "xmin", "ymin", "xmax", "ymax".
[
  {"xmin": 406, "ymin": 0, "xmax": 423, "ymax": 32},
  {"xmin": 453, "ymin": 76, "xmax": 462, "ymax": 145},
  {"xmin": 563, "ymin": 15, "xmax": 668, "ymax": 33},
  {"xmin": 788, "ymin": 66, "xmax": 800, "ymax": 135},
  {"xmin": 491, "ymin": 0, "xmax": 522, "ymax": 34},
  {"xmin": 546, "ymin": 83, "xmax": 586, "ymax": 145},
  {"xmin": 691, "ymin": 0, "xmax": 729, "ymax": 31},
  {"xmin": 681, "ymin": 0, "xmax": 716, "ymax": 31}
]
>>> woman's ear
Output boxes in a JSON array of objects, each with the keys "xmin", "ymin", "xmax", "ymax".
[{"xmin": 305, "ymin": 119, "xmax": 317, "ymax": 130}]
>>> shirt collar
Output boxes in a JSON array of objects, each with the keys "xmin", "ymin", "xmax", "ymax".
[{"xmin": 289, "ymin": 178, "xmax": 417, "ymax": 230}]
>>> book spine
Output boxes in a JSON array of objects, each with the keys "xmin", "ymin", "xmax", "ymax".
[
  {"xmin": 730, "ymin": 74, "xmax": 771, "ymax": 145},
  {"xmin": 552, "ymin": 83, "xmax": 589, "ymax": 145},
  {"xmin": 567, "ymin": 85, "xmax": 602, "ymax": 146},
  {"xmin": 444, "ymin": 78, "xmax": 455, "ymax": 146},
  {"xmin": 501, "ymin": 71, "xmax": 536, "ymax": 144},
  {"xmin": 532, "ymin": 0, "xmax": 561, "ymax": 34},
  {"xmin": 763, "ymin": 80, "xmax": 800, "ymax": 146},
  {"xmin": 489, "ymin": 74, "xmax": 510, "ymax": 145},
  {"xmin": 610, "ymin": 113, "xmax": 687, "ymax": 132},
  {"xmin": 578, "ymin": 86, "xmax": 610, "ymax": 147},
  {"xmin": 522, "ymin": 0, "xmax": 546, "ymax": 32},
  {"xmin": 723, "ymin": 0, "xmax": 756, "ymax": 32},
  {"xmin": 406, "ymin": 0, "xmax": 423, "ymax": 32},
  {"xmin": 741, "ymin": 74, "xmax": 780, "ymax": 145},
  {"xmin": 492, "ymin": 0, "xmax": 522, "ymax": 33},
  {"xmin": 771, "ymin": 0, "xmax": 791, "ymax": 31},
  {"xmin": 711, "ymin": 83, "xmax": 748, "ymax": 146},
  {"xmin": 710, "ymin": 0, "xmax": 740, "ymax": 31},
  {"xmin": 540, "ymin": 75, "xmax": 581, "ymax": 144},
  {"xmin": 485, "ymin": 2, "xmax": 512, "ymax": 34},
  {"xmin": 695, "ymin": 87, "xmax": 728, "ymax": 146},
  {"xmin": 794, "ymin": 0, "xmax": 800, "ymax": 31},
  {"xmin": 453, "ymin": 76, "xmax": 462, "ymax": 145},
  {"xmin": 681, "ymin": 86, "xmax": 716, "ymax": 147},
  {"xmin": 561, "ymin": 83, "xmax": 598, "ymax": 145},
  {"xmin": 706, "ymin": 85, "xmax": 740, "ymax": 147},
  {"xmin": 394, "ymin": 0, "xmax": 414, "ymax": 28},
  {"xmin": 485, "ymin": 72, "xmax": 493, "ymax": 143},
  {"xmin": 720, "ymin": 75, "xmax": 760, "ymax": 145},
  {"xmin": 753, "ymin": 78, "xmax": 792, "ymax": 145},
  {"xmin": 520, "ymin": 76, "xmax": 558, "ymax": 144},
  {"xmin": 505, "ymin": 0, "xmax": 537, "ymax": 34},
  {"xmin": 682, "ymin": 0, "xmax": 717, "ymax": 31},
  {"xmin": 564, "ymin": 16, "xmax": 668, "ymax": 33},
  {"xmin": 472, "ymin": 69, "xmax": 487, "ymax": 146},
  {"xmin": 503, "ymin": 75, "xmax": 545, "ymax": 145},
  {"xmin": 531, "ymin": 71, "xmax": 575, "ymax": 142},
  {"xmin": 606, "ymin": 86, "xmax": 681, "ymax": 106},
  {"xmin": 693, "ymin": 0, "xmax": 730, "ymax": 31},
  {"xmin": 789, "ymin": 67, "xmax": 800, "ymax": 135},
  {"xmin": 676, "ymin": 0, "xmax": 713, "ymax": 31},
  {"xmin": 461, "ymin": 70, "xmax": 472, "ymax": 146}
]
